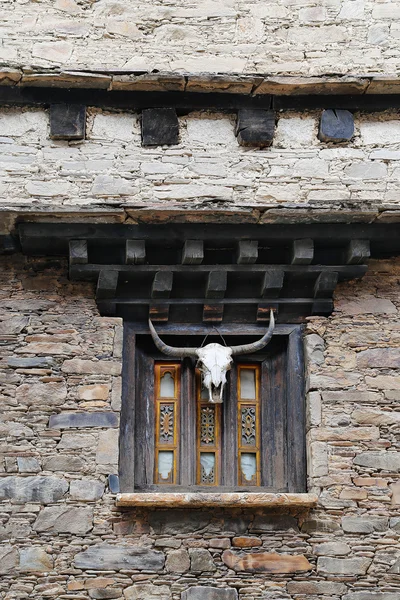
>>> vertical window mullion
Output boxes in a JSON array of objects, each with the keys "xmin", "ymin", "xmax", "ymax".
[
  {"xmin": 180, "ymin": 358, "xmax": 196, "ymax": 487},
  {"xmin": 196, "ymin": 371, "xmax": 222, "ymax": 486},
  {"xmin": 222, "ymin": 366, "xmax": 237, "ymax": 487}
]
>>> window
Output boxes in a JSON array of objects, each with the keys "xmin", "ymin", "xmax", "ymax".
[{"xmin": 119, "ymin": 323, "xmax": 306, "ymax": 494}]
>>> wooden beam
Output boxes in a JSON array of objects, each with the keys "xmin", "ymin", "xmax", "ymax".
[
  {"xmin": 345, "ymin": 240, "xmax": 370, "ymax": 265},
  {"xmin": 69, "ymin": 240, "xmax": 88, "ymax": 265},
  {"xmin": 312, "ymin": 299, "xmax": 334, "ymax": 315},
  {"xmin": 151, "ymin": 271, "xmax": 173, "ymax": 298},
  {"xmin": 206, "ymin": 271, "xmax": 227, "ymax": 299},
  {"xmin": 291, "ymin": 239, "xmax": 314, "ymax": 265},
  {"xmin": 50, "ymin": 104, "xmax": 86, "ymax": 140},
  {"xmin": 182, "ymin": 240, "xmax": 204, "ymax": 265},
  {"xmin": 237, "ymin": 240, "xmax": 258, "ymax": 264},
  {"xmin": 126, "ymin": 240, "xmax": 146, "ymax": 265},
  {"xmin": 261, "ymin": 270, "xmax": 284, "ymax": 298},
  {"xmin": 70, "ymin": 263, "xmax": 368, "ymax": 281},
  {"xmin": 203, "ymin": 304, "xmax": 224, "ymax": 322},
  {"xmin": 314, "ymin": 272, "xmax": 338, "ymax": 298},
  {"xmin": 96, "ymin": 269, "xmax": 118, "ymax": 300}
]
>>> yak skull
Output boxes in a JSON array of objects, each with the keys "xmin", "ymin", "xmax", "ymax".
[{"xmin": 148, "ymin": 310, "xmax": 275, "ymax": 404}]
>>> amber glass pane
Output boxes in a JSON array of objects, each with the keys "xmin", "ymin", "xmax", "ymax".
[
  {"xmin": 240, "ymin": 369, "xmax": 256, "ymax": 399},
  {"xmin": 240, "ymin": 453, "xmax": 257, "ymax": 484},
  {"xmin": 200, "ymin": 453, "xmax": 216, "ymax": 484},
  {"xmin": 159, "ymin": 371, "xmax": 175, "ymax": 398},
  {"xmin": 157, "ymin": 451, "xmax": 174, "ymax": 482}
]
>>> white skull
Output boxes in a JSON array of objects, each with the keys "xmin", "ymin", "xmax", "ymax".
[
  {"xmin": 148, "ymin": 310, "xmax": 274, "ymax": 404},
  {"xmin": 196, "ymin": 343, "xmax": 233, "ymax": 404}
]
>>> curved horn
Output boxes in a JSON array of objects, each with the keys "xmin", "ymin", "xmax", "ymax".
[
  {"xmin": 231, "ymin": 310, "xmax": 275, "ymax": 356},
  {"xmin": 148, "ymin": 320, "xmax": 198, "ymax": 358}
]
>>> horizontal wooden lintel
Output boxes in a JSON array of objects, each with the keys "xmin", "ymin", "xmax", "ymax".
[
  {"xmin": 70, "ymin": 263, "xmax": 367, "ymax": 279},
  {"xmin": 3, "ymin": 84, "xmax": 400, "ymax": 112},
  {"xmin": 116, "ymin": 491, "xmax": 318, "ymax": 508}
]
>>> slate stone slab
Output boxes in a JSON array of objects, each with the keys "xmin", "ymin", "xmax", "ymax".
[
  {"xmin": 0, "ymin": 545, "xmax": 19, "ymax": 574},
  {"xmin": 342, "ymin": 516, "xmax": 388, "ymax": 533},
  {"xmin": 353, "ymin": 451, "xmax": 400, "ymax": 471},
  {"xmin": 34, "ymin": 506, "xmax": 93, "ymax": 534},
  {"xmin": 50, "ymin": 103, "xmax": 86, "ymax": 140},
  {"xmin": 108, "ymin": 474, "xmax": 120, "ymax": 493},
  {"xmin": 318, "ymin": 109, "xmax": 354, "ymax": 142},
  {"xmin": 0, "ymin": 476, "xmax": 68, "ymax": 504},
  {"xmin": 142, "ymin": 108, "xmax": 179, "ymax": 146},
  {"xmin": 235, "ymin": 109, "xmax": 275, "ymax": 147},
  {"xmin": 49, "ymin": 411, "xmax": 118, "ymax": 429},
  {"xmin": 7, "ymin": 357, "xmax": 56, "ymax": 369},
  {"xmin": 182, "ymin": 587, "xmax": 238, "ymax": 600},
  {"xmin": 74, "ymin": 544, "xmax": 165, "ymax": 571}
]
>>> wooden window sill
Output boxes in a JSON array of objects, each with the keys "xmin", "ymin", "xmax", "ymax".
[{"xmin": 116, "ymin": 492, "xmax": 318, "ymax": 508}]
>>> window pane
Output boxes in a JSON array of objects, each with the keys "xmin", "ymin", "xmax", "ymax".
[
  {"xmin": 241, "ymin": 406, "xmax": 256, "ymax": 446},
  {"xmin": 240, "ymin": 369, "xmax": 256, "ymax": 399},
  {"xmin": 240, "ymin": 453, "xmax": 257, "ymax": 484},
  {"xmin": 160, "ymin": 371, "xmax": 175, "ymax": 397},
  {"xmin": 159, "ymin": 404, "xmax": 174, "ymax": 444},
  {"xmin": 158, "ymin": 451, "xmax": 174, "ymax": 481},
  {"xmin": 200, "ymin": 453, "xmax": 215, "ymax": 484},
  {"xmin": 200, "ymin": 405, "xmax": 216, "ymax": 445}
]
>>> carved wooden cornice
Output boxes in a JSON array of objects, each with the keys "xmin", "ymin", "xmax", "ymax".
[{"xmin": 15, "ymin": 222, "xmax": 400, "ymax": 324}]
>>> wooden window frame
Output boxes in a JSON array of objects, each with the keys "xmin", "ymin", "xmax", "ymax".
[{"xmin": 119, "ymin": 322, "xmax": 306, "ymax": 494}]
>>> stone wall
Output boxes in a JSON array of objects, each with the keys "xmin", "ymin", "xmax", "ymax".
[
  {"xmin": 1, "ymin": 0, "xmax": 399, "ymax": 75},
  {"xmin": 1, "ymin": 253, "xmax": 400, "ymax": 599},
  {"xmin": 1, "ymin": 107, "xmax": 400, "ymax": 228}
]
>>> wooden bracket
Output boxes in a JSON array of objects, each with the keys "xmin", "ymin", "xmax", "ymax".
[
  {"xmin": 126, "ymin": 240, "xmax": 146, "ymax": 265},
  {"xmin": 69, "ymin": 240, "xmax": 88, "ymax": 265},
  {"xmin": 182, "ymin": 240, "xmax": 204, "ymax": 265},
  {"xmin": 237, "ymin": 240, "xmax": 258, "ymax": 264}
]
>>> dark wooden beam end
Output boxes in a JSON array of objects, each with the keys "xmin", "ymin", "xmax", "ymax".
[
  {"xmin": 235, "ymin": 109, "xmax": 275, "ymax": 147},
  {"xmin": 50, "ymin": 103, "xmax": 86, "ymax": 140},
  {"xmin": 318, "ymin": 109, "xmax": 354, "ymax": 142},
  {"xmin": 141, "ymin": 108, "xmax": 179, "ymax": 146}
]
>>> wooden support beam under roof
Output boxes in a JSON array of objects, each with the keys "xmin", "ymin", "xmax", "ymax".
[
  {"xmin": 151, "ymin": 271, "xmax": 173, "ymax": 299},
  {"xmin": 126, "ymin": 240, "xmax": 146, "ymax": 265},
  {"xmin": 237, "ymin": 240, "xmax": 258, "ymax": 264},
  {"xmin": 345, "ymin": 240, "xmax": 371, "ymax": 265},
  {"xmin": 206, "ymin": 271, "xmax": 227, "ymax": 299},
  {"xmin": 97, "ymin": 269, "xmax": 118, "ymax": 300},
  {"xmin": 291, "ymin": 239, "xmax": 314, "ymax": 265},
  {"xmin": 261, "ymin": 270, "xmax": 284, "ymax": 299},
  {"xmin": 69, "ymin": 240, "xmax": 88, "ymax": 265},
  {"xmin": 182, "ymin": 240, "xmax": 204, "ymax": 265}
]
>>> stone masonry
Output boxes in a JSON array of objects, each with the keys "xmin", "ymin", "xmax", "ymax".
[
  {"xmin": 0, "ymin": 0, "xmax": 400, "ymax": 75},
  {"xmin": 1, "ymin": 108, "xmax": 400, "ymax": 228},
  {"xmin": 1, "ymin": 252, "xmax": 400, "ymax": 599}
]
